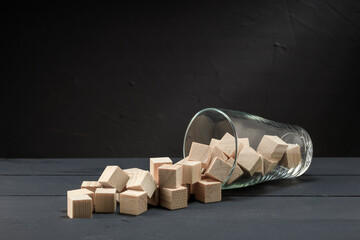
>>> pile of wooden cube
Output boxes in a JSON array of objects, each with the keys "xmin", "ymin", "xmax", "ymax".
[{"xmin": 67, "ymin": 132, "xmax": 301, "ymax": 218}]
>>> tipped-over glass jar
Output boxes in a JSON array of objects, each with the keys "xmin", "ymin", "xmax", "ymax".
[{"xmin": 183, "ymin": 108, "xmax": 313, "ymax": 189}]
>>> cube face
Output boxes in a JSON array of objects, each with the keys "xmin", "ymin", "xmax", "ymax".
[
  {"xmin": 194, "ymin": 179, "xmax": 221, "ymax": 203},
  {"xmin": 95, "ymin": 188, "xmax": 117, "ymax": 213},
  {"xmin": 67, "ymin": 195, "xmax": 92, "ymax": 219},
  {"xmin": 255, "ymin": 156, "xmax": 265, "ymax": 175},
  {"xmin": 188, "ymin": 142, "xmax": 212, "ymax": 168},
  {"xmin": 263, "ymin": 157, "xmax": 278, "ymax": 174},
  {"xmin": 257, "ymin": 135, "xmax": 288, "ymax": 162},
  {"xmin": 148, "ymin": 187, "xmax": 160, "ymax": 206},
  {"xmin": 280, "ymin": 144, "xmax": 301, "ymax": 169},
  {"xmin": 150, "ymin": 157, "xmax": 173, "ymax": 182},
  {"xmin": 182, "ymin": 161, "xmax": 201, "ymax": 184},
  {"xmin": 209, "ymin": 138, "xmax": 220, "ymax": 147},
  {"xmin": 174, "ymin": 157, "xmax": 189, "ymax": 166},
  {"xmin": 123, "ymin": 168, "xmax": 145, "ymax": 177},
  {"xmin": 205, "ymin": 157, "xmax": 232, "ymax": 183},
  {"xmin": 98, "ymin": 166, "xmax": 130, "ymax": 192},
  {"xmin": 225, "ymin": 158, "xmax": 244, "ymax": 184},
  {"xmin": 126, "ymin": 171, "xmax": 157, "ymax": 198},
  {"xmin": 160, "ymin": 186, "xmax": 188, "ymax": 210},
  {"xmin": 81, "ymin": 181, "xmax": 102, "ymax": 192},
  {"xmin": 120, "ymin": 190, "xmax": 147, "ymax": 216},
  {"xmin": 216, "ymin": 132, "xmax": 236, "ymax": 158},
  {"xmin": 237, "ymin": 146, "xmax": 261, "ymax": 176},
  {"xmin": 158, "ymin": 164, "xmax": 183, "ymax": 189}
]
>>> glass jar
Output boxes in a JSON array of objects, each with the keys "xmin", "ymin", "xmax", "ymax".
[{"xmin": 183, "ymin": 108, "xmax": 313, "ymax": 189}]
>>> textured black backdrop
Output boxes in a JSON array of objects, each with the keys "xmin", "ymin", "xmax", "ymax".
[{"xmin": 2, "ymin": 1, "xmax": 360, "ymax": 158}]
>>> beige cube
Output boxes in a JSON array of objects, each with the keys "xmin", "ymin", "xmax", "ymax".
[
  {"xmin": 67, "ymin": 195, "xmax": 92, "ymax": 219},
  {"xmin": 67, "ymin": 188, "xmax": 95, "ymax": 212},
  {"xmin": 123, "ymin": 168, "xmax": 145, "ymax": 177},
  {"xmin": 188, "ymin": 142, "xmax": 212, "ymax": 168},
  {"xmin": 182, "ymin": 161, "xmax": 201, "ymax": 184},
  {"xmin": 205, "ymin": 157, "xmax": 232, "ymax": 183},
  {"xmin": 158, "ymin": 164, "xmax": 183, "ymax": 188},
  {"xmin": 150, "ymin": 157, "xmax": 173, "ymax": 182},
  {"xmin": 95, "ymin": 188, "xmax": 117, "ymax": 213},
  {"xmin": 225, "ymin": 158, "xmax": 244, "ymax": 184},
  {"xmin": 182, "ymin": 184, "xmax": 191, "ymax": 200},
  {"xmin": 211, "ymin": 145, "xmax": 227, "ymax": 161},
  {"xmin": 81, "ymin": 181, "xmax": 102, "ymax": 192},
  {"xmin": 255, "ymin": 155, "xmax": 265, "ymax": 175},
  {"xmin": 148, "ymin": 187, "xmax": 160, "ymax": 206},
  {"xmin": 160, "ymin": 186, "xmax": 188, "ymax": 210},
  {"xmin": 98, "ymin": 166, "xmax": 129, "ymax": 192},
  {"xmin": 280, "ymin": 144, "xmax": 302, "ymax": 169},
  {"xmin": 237, "ymin": 146, "xmax": 262, "ymax": 176},
  {"xmin": 126, "ymin": 171, "xmax": 157, "ymax": 198},
  {"xmin": 257, "ymin": 135, "xmax": 288, "ymax": 162},
  {"xmin": 194, "ymin": 178, "xmax": 222, "ymax": 203},
  {"xmin": 119, "ymin": 190, "xmax": 147, "ymax": 216},
  {"xmin": 217, "ymin": 133, "xmax": 250, "ymax": 158}
]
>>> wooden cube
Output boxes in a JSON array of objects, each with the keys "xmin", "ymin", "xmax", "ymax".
[
  {"xmin": 205, "ymin": 157, "xmax": 232, "ymax": 182},
  {"xmin": 263, "ymin": 157, "xmax": 278, "ymax": 174},
  {"xmin": 158, "ymin": 164, "xmax": 183, "ymax": 188},
  {"xmin": 194, "ymin": 178, "xmax": 221, "ymax": 203},
  {"xmin": 217, "ymin": 133, "xmax": 250, "ymax": 158},
  {"xmin": 148, "ymin": 187, "xmax": 160, "ymax": 206},
  {"xmin": 98, "ymin": 166, "xmax": 129, "ymax": 192},
  {"xmin": 182, "ymin": 184, "xmax": 191, "ymax": 200},
  {"xmin": 160, "ymin": 186, "xmax": 188, "ymax": 210},
  {"xmin": 126, "ymin": 171, "xmax": 157, "ymax": 198},
  {"xmin": 81, "ymin": 181, "xmax": 102, "ymax": 192},
  {"xmin": 225, "ymin": 158, "xmax": 244, "ymax": 184},
  {"xmin": 257, "ymin": 135, "xmax": 288, "ymax": 162},
  {"xmin": 150, "ymin": 157, "xmax": 173, "ymax": 182},
  {"xmin": 119, "ymin": 190, "xmax": 147, "ymax": 216},
  {"xmin": 237, "ymin": 146, "xmax": 262, "ymax": 176},
  {"xmin": 188, "ymin": 142, "xmax": 212, "ymax": 168},
  {"xmin": 211, "ymin": 145, "xmax": 227, "ymax": 161},
  {"xmin": 94, "ymin": 188, "xmax": 116, "ymax": 213},
  {"xmin": 181, "ymin": 161, "xmax": 201, "ymax": 184},
  {"xmin": 67, "ymin": 188, "xmax": 95, "ymax": 212},
  {"xmin": 209, "ymin": 138, "xmax": 220, "ymax": 147},
  {"xmin": 67, "ymin": 195, "xmax": 92, "ymax": 219},
  {"xmin": 280, "ymin": 144, "xmax": 302, "ymax": 169}
]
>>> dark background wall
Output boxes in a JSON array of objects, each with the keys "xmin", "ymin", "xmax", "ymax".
[{"xmin": 2, "ymin": 1, "xmax": 360, "ymax": 158}]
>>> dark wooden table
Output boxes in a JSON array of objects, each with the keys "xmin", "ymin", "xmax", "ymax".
[{"xmin": 0, "ymin": 158, "xmax": 359, "ymax": 240}]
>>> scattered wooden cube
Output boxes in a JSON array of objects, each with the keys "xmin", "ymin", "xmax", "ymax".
[
  {"xmin": 81, "ymin": 181, "xmax": 102, "ymax": 192},
  {"xmin": 217, "ymin": 133, "xmax": 250, "ymax": 158},
  {"xmin": 280, "ymin": 144, "xmax": 302, "ymax": 169},
  {"xmin": 126, "ymin": 171, "xmax": 157, "ymax": 198},
  {"xmin": 67, "ymin": 188, "xmax": 95, "ymax": 212},
  {"xmin": 182, "ymin": 184, "xmax": 191, "ymax": 200},
  {"xmin": 205, "ymin": 157, "xmax": 232, "ymax": 182},
  {"xmin": 209, "ymin": 138, "xmax": 220, "ymax": 147},
  {"xmin": 98, "ymin": 166, "xmax": 129, "ymax": 192},
  {"xmin": 150, "ymin": 157, "xmax": 173, "ymax": 183},
  {"xmin": 237, "ymin": 146, "xmax": 262, "ymax": 176},
  {"xmin": 257, "ymin": 135, "xmax": 288, "ymax": 162},
  {"xmin": 224, "ymin": 158, "xmax": 244, "ymax": 184},
  {"xmin": 158, "ymin": 164, "xmax": 183, "ymax": 189},
  {"xmin": 182, "ymin": 161, "xmax": 201, "ymax": 184},
  {"xmin": 94, "ymin": 188, "xmax": 117, "ymax": 213},
  {"xmin": 119, "ymin": 190, "xmax": 147, "ymax": 216},
  {"xmin": 160, "ymin": 186, "xmax": 188, "ymax": 210},
  {"xmin": 188, "ymin": 142, "xmax": 212, "ymax": 168},
  {"xmin": 67, "ymin": 195, "xmax": 92, "ymax": 219},
  {"xmin": 194, "ymin": 178, "xmax": 222, "ymax": 203},
  {"xmin": 211, "ymin": 145, "xmax": 227, "ymax": 161},
  {"xmin": 263, "ymin": 157, "xmax": 278, "ymax": 174},
  {"xmin": 148, "ymin": 187, "xmax": 160, "ymax": 206}
]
